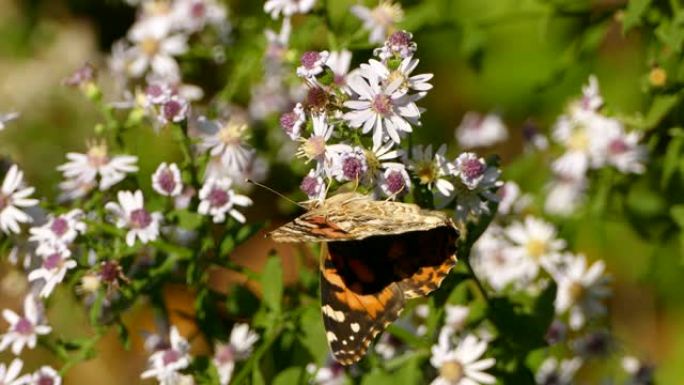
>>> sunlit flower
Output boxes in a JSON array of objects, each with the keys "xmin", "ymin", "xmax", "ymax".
[
  {"xmin": 504, "ymin": 216, "xmax": 566, "ymax": 281},
  {"xmin": 535, "ymin": 357, "xmax": 582, "ymax": 385},
  {"xmin": 58, "ymin": 141, "xmax": 138, "ymax": 191},
  {"xmin": 0, "ymin": 165, "xmax": 39, "ymax": 234},
  {"xmin": 408, "ymin": 144, "xmax": 454, "ymax": 197},
  {"xmin": 279, "ymin": 103, "xmax": 306, "ymax": 140},
  {"xmin": 0, "ymin": 112, "xmax": 20, "ymax": 131},
  {"xmin": 362, "ymin": 56, "xmax": 433, "ymax": 95},
  {"xmin": 430, "ymin": 332, "xmax": 496, "ymax": 385},
  {"xmin": 296, "ymin": 50, "xmax": 330, "ymax": 80},
  {"xmin": 296, "ymin": 113, "xmax": 337, "ymax": 172},
  {"xmin": 29, "ymin": 209, "xmax": 86, "ymax": 249},
  {"xmin": 27, "ymin": 366, "xmax": 61, "ymax": 385},
  {"xmin": 590, "ymin": 123, "xmax": 646, "ymax": 174},
  {"xmin": 544, "ymin": 175, "xmax": 586, "ymax": 216},
  {"xmin": 105, "ymin": 190, "xmax": 162, "ymax": 246},
  {"xmin": 126, "ymin": 16, "xmax": 188, "ymax": 80},
  {"xmin": 450, "ymin": 153, "xmax": 501, "ymax": 220},
  {"xmin": 472, "ymin": 226, "xmax": 527, "ymax": 291},
  {"xmin": 152, "ymin": 162, "xmax": 183, "ymax": 197},
  {"xmin": 0, "ymin": 358, "xmax": 28, "ymax": 385},
  {"xmin": 374, "ymin": 30, "xmax": 417, "ymax": 61},
  {"xmin": 549, "ymin": 254, "xmax": 610, "ymax": 330},
  {"xmin": 198, "ymin": 117, "xmax": 253, "ymax": 174},
  {"xmin": 264, "ymin": 0, "xmax": 316, "ymax": 19},
  {"xmin": 213, "ymin": 323, "xmax": 259, "ymax": 385},
  {"xmin": 351, "ymin": 1, "xmax": 404, "ymax": 44},
  {"xmin": 28, "ymin": 245, "xmax": 77, "ymax": 298},
  {"xmin": 198, "ymin": 177, "xmax": 252, "ymax": 223},
  {"xmin": 622, "ymin": 356, "xmax": 654, "ymax": 385},
  {"xmin": 455, "ymin": 112, "xmax": 508, "ymax": 149},
  {"xmin": 141, "ymin": 326, "xmax": 191, "ymax": 385},
  {"xmin": 0, "ymin": 295, "xmax": 52, "ymax": 355}
]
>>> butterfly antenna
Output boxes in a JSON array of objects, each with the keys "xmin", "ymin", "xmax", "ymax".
[{"xmin": 245, "ymin": 179, "xmax": 308, "ymax": 210}]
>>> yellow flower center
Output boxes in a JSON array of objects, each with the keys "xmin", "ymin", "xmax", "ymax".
[
  {"xmin": 568, "ymin": 281, "xmax": 585, "ymax": 303},
  {"xmin": 80, "ymin": 274, "xmax": 101, "ymax": 293},
  {"xmin": 300, "ymin": 136, "xmax": 326, "ymax": 161},
  {"xmin": 218, "ymin": 121, "xmax": 248, "ymax": 145},
  {"xmin": 439, "ymin": 360, "xmax": 464, "ymax": 382},
  {"xmin": 87, "ymin": 142, "xmax": 109, "ymax": 168},
  {"xmin": 415, "ymin": 160, "xmax": 436, "ymax": 185},
  {"xmin": 567, "ymin": 127, "xmax": 589, "ymax": 152},
  {"xmin": 526, "ymin": 238, "xmax": 547, "ymax": 260},
  {"xmin": 386, "ymin": 70, "xmax": 408, "ymax": 90},
  {"xmin": 372, "ymin": 1, "xmax": 404, "ymax": 27},
  {"xmin": 140, "ymin": 37, "xmax": 160, "ymax": 57}
]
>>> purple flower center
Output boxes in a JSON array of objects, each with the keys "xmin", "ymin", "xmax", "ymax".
[
  {"xmin": 300, "ymin": 51, "xmax": 321, "ymax": 69},
  {"xmin": 209, "ymin": 188, "xmax": 229, "ymax": 208},
  {"xmin": 334, "ymin": 74, "xmax": 346, "ymax": 86},
  {"xmin": 191, "ymin": 1, "xmax": 206, "ymax": 18},
  {"xmin": 146, "ymin": 84, "xmax": 164, "ymax": 101},
  {"xmin": 163, "ymin": 100, "xmax": 184, "ymax": 121},
  {"xmin": 14, "ymin": 317, "xmax": 33, "ymax": 335},
  {"xmin": 608, "ymin": 138, "xmax": 628, "ymax": 154},
  {"xmin": 162, "ymin": 349, "xmax": 181, "ymax": 366},
  {"xmin": 100, "ymin": 261, "xmax": 120, "ymax": 283},
  {"xmin": 306, "ymin": 87, "xmax": 328, "ymax": 109},
  {"xmin": 371, "ymin": 94, "xmax": 392, "ymax": 117},
  {"xmin": 37, "ymin": 375, "xmax": 54, "ymax": 385},
  {"xmin": 300, "ymin": 175, "xmax": 320, "ymax": 197},
  {"xmin": 157, "ymin": 169, "xmax": 177, "ymax": 194},
  {"xmin": 388, "ymin": 31, "xmax": 412, "ymax": 48},
  {"xmin": 385, "ymin": 171, "xmax": 405, "ymax": 194},
  {"xmin": 215, "ymin": 345, "xmax": 235, "ymax": 364},
  {"xmin": 0, "ymin": 194, "xmax": 8, "ymax": 211},
  {"xmin": 130, "ymin": 208, "xmax": 152, "ymax": 229},
  {"xmin": 342, "ymin": 156, "xmax": 365, "ymax": 180},
  {"xmin": 460, "ymin": 158, "xmax": 485, "ymax": 180},
  {"xmin": 44, "ymin": 253, "xmax": 63, "ymax": 270},
  {"xmin": 279, "ymin": 112, "xmax": 297, "ymax": 133},
  {"xmin": 50, "ymin": 217, "xmax": 69, "ymax": 237}
]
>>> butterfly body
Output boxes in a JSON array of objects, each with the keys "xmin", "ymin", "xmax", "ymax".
[{"xmin": 269, "ymin": 193, "xmax": 458, "ymax": 365}]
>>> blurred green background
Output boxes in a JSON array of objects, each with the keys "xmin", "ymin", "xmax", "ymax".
[{"xmin": 0, "ymin": 0, "xmax": 682, "ymax": 383}]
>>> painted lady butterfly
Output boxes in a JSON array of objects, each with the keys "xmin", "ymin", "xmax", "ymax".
[{"xmin": 269, "ymin": 192, "xmax": 459, "ymax": 365}]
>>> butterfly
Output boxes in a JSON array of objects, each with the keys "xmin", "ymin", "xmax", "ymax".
[{"xmin": 268, "ymin": 192, "xmax": 459, "ymax": 365}]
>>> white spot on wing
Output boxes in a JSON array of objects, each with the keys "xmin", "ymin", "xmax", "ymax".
[
  {"xmin": 351, "ymin": 323, "xmax": 360, "ymax": 333},
  {"xmin": 326, "ymin": 331, "xmax": 338, "ymax": 342},
  {"xmin": 322, "ymin": 305, "xmax": 346, "ymax": 322}
]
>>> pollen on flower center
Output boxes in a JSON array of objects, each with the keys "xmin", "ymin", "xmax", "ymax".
[
  {"xmin": 140, "ymin": 37, "xmax": 161, "ymax": 56},
  {"xmin": 386, "ymin": 70, "xmax": 407, "ymax": 90},
  {"xmin": 14, "ymin": 317, "xmax": 33, "ymax": 335},
  {"xmin": 130, "ymin": 208, "xmax": 152, "ymax": 229},
  {"xmin": 385, "ymin": 171, "xmax": 405, "ymax": 194},
  {"xmin": 157, "ymin": 169, "xmax": 177, "ymax": 194},
  {"xmin": 87, "ymin": 143, "xmax": 110, "ymax": 168},
  {"xmin": 526, "ymin": 238, "xmax": 547, "ymax": 260},
  {"xmin": 388, "ymin": 30, "xmax": 411, "ymax": 48},
  {"xmin": 461, "ymin": 158, "xmax": 486, "ymax": 180},
  {"xmin": 568, "ymin": 127, "xmax": 589, "ymax": 151},
  {"xmin": 372, "ymin": 2, "xmax": 403, "ymax": 26},
  {"xmin": 342, "ymin": 157, "xmax": 365, "ymax": 180},
  {"xmin": 50, "ymin": 217, "xmax": 69, "ymax": 237},
  {"xmin": 415, "ymin": 161, "xmax": 437, "ymax": 185},
  {"xmin": 300, "ymin": 51, "xmax": 321, "ymax": 69},
  {"xmin": 301, "ymin": 136, "xmax": 326, "ymax": 160},
  {"xmin": 439, "ymin": 360, "xmax": 464, "ymax": 382},
  {"xmin": 218, "ymin": 122, "xmax": 248, "ymax": 145},
  {"xmin": 208, "ymin": 188, "xmax": 229, "ymax": 208},
  {"xmin": 371, "ymin": 94, "xmax": 393, "ymax": 117},
  {"xmin": 568, "ymin": 281, "xmax": 586, "ymax": 303}
]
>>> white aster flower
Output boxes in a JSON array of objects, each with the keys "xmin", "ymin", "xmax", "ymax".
[
  {"xmin": 443, "ymin": 305, "xmax": 470, "ymax": 335},
  {"xmin": 264, "ymin": 0, "xmax": 316, "ymax": 19},
  {"xmin": 362, "ymin": 56, "xmax": 433, "ymax": 95},
  {"xmin": 326, "ymin": 50, "xmax": 353, "ymax": 90},
  {"xmin": 172, "ymin": 0, "xmax": 227, "ymax": 32},
  {"xmin": 504, "ymin": 216, "xmax": 566, "ymax": 281},
  {"xmin": 306, "ymin": 359, "xmax": 346, "ymax": 385},
  {"xmin": 27, "ymin": 366, "xmax": 61, "ymax": 385},
  {"xmin": 455, "ymin": 112, "xmax": 508, "ymax": 149},
  {"xmin": 157, "ymin": 95, "xmax": 189, "ymax": 125},
  {"xmin": 296, "ymin": 113, "xmax": 338, "ymax": 173},
  {"xmin": 471, "ymin": 226, "xmax": 528, "ymax": 291},
  {"xmin": 0, "ymin": 165, "xmax": 39, "ymax": 234},
  {"xmin": 544, "ymin": 175, "xmax": 587, "ymax": 216},
  {"xmin": 0, "ymin": 112, "xmax": 19, "ymax": 131},
  {"xmin": 105, "ymin": 190, "xmax": 162, "ymax": 247},
  {"xmin": 0, "ymin": 358, "xmax": 28, "ymax": 385},
  {"xmin": 198, "ymin": 177, "xmax": 252, "ymax": 223},
  {"xmin": 430, "ymin": 331, "xmax": 496, "ymax": 385},
  {"xmin": 575, "ymin": 75, "xmax": 603, "ymax": 113},
  {"xmin": 279, "ymin": 103, "xmax": 306, "ymax": 140},
  {"xmin": 351, "ymin": 1, "xmax": 404, "ymax": 44},
  {"xmin": 408, "ymin": 144, "xmax": 455, "ymax": 197},
  {"xmin": 141, "ymin": 326, "xmax": 191, "ymax": 385},
  {"xmin": 331, "ymin": 146, "xmax": 368, "ymax": 183},
  {"xmin": 29, "ymin": 209, "xmax": 86, "ymax": 249},
  {"xmin": 58, "ymin": 141, "xmax": 138, "ymax": 191},
  {"xmin": 379, "ymin": 164, "xmax": 411, "ymax": 198},
  {"xmin": 0, "ymin": 295, "xmax": 52, "ymax": 355},
  {"xmin": 344, "ymin": 71, "xmax": 422, "ymax": 149},
  {"xmin": 497, "ymin": 181, "xmax": 521, "ymax": 215},
  {"xmin": 535, "ymin": 357, "xmax": 582, "ymax": 385},
  {"xmin": 300, "ymin": 169, "xmax": 326, "ymax": 201},
  {"xmin": 296, "ymin": 50, "xmax": 330, "ymax": 80},
  {"xmin": 374, "ymin": 30, "xmax": 417, "ymax": 60},
  {"xmin": 126, "ymin": 16, "xmax": 188, "ymax": 80},
  {"xmin": 198, "ymin": 117, "xmax": 253, "ymax": 174},
  {"xmin": 450, "ymin": 153, "xmax": 501, "ymax": 220},
  {"xmin": 589, "ymin": 122, "xmax": 646, "ymax": 174},
  {"xmin": 213, "ymin": 323, "xmax": 259, "ymax": 385},
  {"xmin": 152, "ymin": 162, "xmax": 183, "ymax": 197},
  {"xmin": 550, "ymin": 254, "xmax": 610, "ymax": 330},
  {"xmin": 28, "ymin": 245, "xmax": 77, "ymax": 298}
]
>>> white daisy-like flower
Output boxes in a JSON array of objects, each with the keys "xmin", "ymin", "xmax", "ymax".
[
  {"xmin": 575, "ymin": 75, "xmax": 603, "ymax": 113},
  {"xmin": 198, "ymin": 177, "xmax": 252, "ymax": 223},
  {"xmin": 408, "ymin": 144, "xmax": 455, "ymax": 197},
  {"xmin": 550, "ymin": 254, "xmax": 610, "ymax": 330},
  {"xmin": 453, "ymin": 153, "xmax": 493, "ymax": 190},
  {"xmin": 198, "ymin": 117, "xmax": 253, "ymax": 175},
  {"xmin": 497, "ymin": 181, "xmax": 521, "ymax": 215},
  {"xmin": 443, "ymin": 305, "xmax": 470, "ymax": 335},
  {"xmin": 374, "ymin": 30, "xmax": 417, "ymax": 61},
  {"xmin": 449, "ymin": 153, "xmax": 501, "ymax": 220},
  {"xmin": 535, "ymin": 357, "xmax": 582, "ymax": 385},
  {"xmin": 0, "ymin": 112, "xmax": 20, "ymax": 131},
  {"xmin": 331, "ymin": 146, "xmax": 368, "ymax": 183},
  {"xmin": 430, "ymin": 331, "xmax": 496, "ymax": 385},
  {"xmin": 589, "ymin": 122, "xmax": 646, "ymax": 174},
  {"xmin": 27, "ymin": 366, "xmax": 61, "ymax": 385},
  {"xmin": 213, "ymin": 323, "xmax": 259, "ymax": 385},
  {"xmin": 379, "ymin": 164, "xmax": 411, "ymax": 198},
  {"xmin": 326, "ymin": 50, "xmax": 353, "ymax": 90},
  {"xmin": 125, "ymin": 16, "xmax": 188, "ymax": 80},
  {"xmin": 28, "ymin": 245, "xmax": 77, "ymax": 298},
  {"xmin": 0, "ymin": 165, "xmax": 39, "ymax": 234},
  {"xmin": 455, "ymin": 112, "xmax": 508, "ymax": 149},
  {"xmin": 29, "ymin": 209, "xmax": 86, "ymax": 249},
  {"xmin": 471, "ymin": 226, "xmax": 528, "ymax": 291},
  {"xmin": 141, "ymin": 326, "xmax": 191, "ymax": 385},
  {"xmin": 296, "ymin": 50, "xmax": 330, "ymax": 80},
  {"xmin": 544, "ymin": 175, "xmax": 586, "ymax": 216},
  {"xmin": 172, "ymin": 0, "xmax": 227, "ymax": 32},
  {"xmin": 152, "ymin": 162, "xmax": 183, "ymax": 197},
  {"xmin": 264, "ymin": 0, "xmax": 316, "ymax": 19},
  {"xmin": 279, "ymin": 103, "xmax": 306, "ymax": 140},
  {"xmin": 504, "ymin": 216, "xmax": 566, "ymax": 281},
  {"xmin": 306, "ymin": 359, "xmax": 346, "ymax": 385},
  {"xmin": 622, "ymin": 356, "xmax": 654, "ymax": 385},
  {"xmin": 296, "ymin": 113, "xmax": 338, "ymax": 172},
  {"xmin": 362, "ymin": 56, "xmax": 433, "ymax": 95},
  {"xmin": 0, "ymin": 295, "xmax": 52, "ymax": 355},
  {"xmin": 351, "ymin": 1, "xmax": 404, "ymax": 44},
  {"xmin": 0, "ymin": 358, "xmax": 28, "ymax": 385},
  {"xmin": 58, "ymin": 141, "xmax": 138, "ymax": 191},
  {"xmin": 105, "ymin": 190, "xmax": 163, "ymax": 247},
  {"xmin": 300, "ymin": 169, "xmax": 326, "ymax": 201},
  {"xmin": 343, "ymin": 72, "xmax": 422, "ymax": 149},
  {"xmin": 157, "ymin": 94, "xmax": 189, "ymax": 125},
  {"xmin": 57, "ymin": 177, "xmax": 96, "ymax": 202}
]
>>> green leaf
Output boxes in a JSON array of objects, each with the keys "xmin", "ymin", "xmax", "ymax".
[
  {"xmin": 297, "ymin": 305, "xmax": 328, "ymax": 364},
  {"xmin": 360, "ymin": 368, "xmax": 395, "ymax": 385},
  {"xmin": 173, "ymin": 210, "xmax": 204, "ymax": 230},
  {"xmin": 272, "ymin": 367, "xmax": 305, "ymax": 385},
  {"xmin": 671, "ymin": 205, "xmax": 684, "ymax": 228},
  {"xmin": 261, "ymin": 256, "xmax": 284, "ymax": 313},
  {"xmin": 662, "ymin": 133, "xmax": 684, "ymax": 188},
  {"xmin": 643, "ymin": 93, "xmax": 681, "ymax": 130},
  {"xmin": 622, "ymin": 0, "xmax": 652, "ymax": 33}
]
